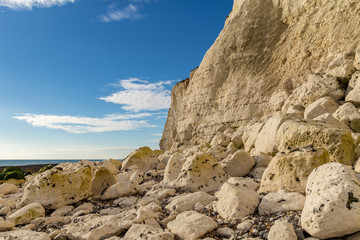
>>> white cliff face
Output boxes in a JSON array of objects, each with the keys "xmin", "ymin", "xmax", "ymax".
[{"xmin": 161, "ymin": 0, "xmax": 360, "ymax": 150}]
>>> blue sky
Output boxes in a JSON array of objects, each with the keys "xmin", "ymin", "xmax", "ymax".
[{"xmin": 0, "ymin": 0, "xmax": 232, "ymax": 159}]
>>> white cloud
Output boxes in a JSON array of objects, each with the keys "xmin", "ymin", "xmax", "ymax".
[
  {"xmin": 13, "ymin": 113, "xmax": 155, "ymax": 133},
  {"xmin": 98, "ymin": 3, "xmax": 141, "ymax": 22},
  {"xmin": 99, "ymin": 78, "xmax": 173, "ymax": 112},
  {"xmin": 0, "ymin": 0, "xmax": 75, "ymax": 9},
  {"xmin": 152, "ymin": 133, "xmax": 162, "ymax": 136}
]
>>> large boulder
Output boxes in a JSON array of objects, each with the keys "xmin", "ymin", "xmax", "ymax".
[
  {"xmin": 162, "ymin": 152, "xmax": 186, "ymax": 186},
  {"xmin": 304, "ymin": 96, "xmax": 339, "ymax": 120},
  {"xmin": 165, "ymin": 191, "xmax": 215, "ymax": 214},
  {"xmin": 297, "ymin": 74, "xmax": 344, "ymax": 107},
  {"xmin": 214, "ymin": 181, "xmax": 259, "ymax": 222},
  {"xmin": 173, "ymin": 152, "xmax": 227, "ymax": 192},
  {"xmin": 7, "ymin": 202, "xmax": 45, "ymax": 225},
  {"xmin": 66, "ymin": 204, "xmax": 158, "ymax": 240},
  {"xmin": 259, "ymin": 148, "xmax": 330, "ymax": 194},
  {"xmin": 254, "ymin": 113, "xmax": 289, "ymax": 154},
  {"xmin": 0, "ymin": 221, "xmax": 15, "ymax": 232},
  {"xmin": 276, "ymin": 120, "xmax": 355, "ymax": 165},
  {"xmin": 102, "ymin": 171, "xmax": 141, "ymax": 200},
  {"xmin": 268, "ymin": 220, "xmax": 297, "ymax": 240},
  {"xmin": 211, "ymin": 132, "xmax": 231, "ymax": 148},
  {"xmin": 91, "ymin": 160, "xmax": 119, "ymax": 199},
  {"xmin": 243, "ymin": 123, "xmax": 264, "ymax": 152},
  {"xmin": 327, "ymin": 53, "xmax": 356, "ymax": 80},
  {"xmin": 333, "ymin": 102, "xmax": 360, "ymax": 133},
  {"xmin": 0, "ymin": 183, "xmax": 20, "ymax": 195},
  {"xmin": 258, "ymin": 189, "xmax": 305, "ymax": 215},
  {"xmin": 301, "ymin": 163, "xmax": 360, "ymax": 239},
  {"xmin": 167, "ymin": 211, "xmax": 217, "ymax": 240},
  {"xmin": 21, "ymin": 161, "xmax": 95, "ymax": 209},
  {"xmin": 221, "ymin": 150, "xmax": 255, "ymax": 177},
  {"xmin": 231, "ymin": 130, "xmax": 244, "ymax": 149},
  {"xmin": 121, "ymin": 147, "xmax": 162, "ymax": 173}
]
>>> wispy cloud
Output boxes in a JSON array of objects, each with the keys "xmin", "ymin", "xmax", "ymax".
[
  {"xmin": 98, "ymin": 4, "xmax": 141, "ymax": 23},
  {"xmin": 13, "ymin": 113, "xmax": 155, "ymax": 133},
  {"xmin": 0, "ymin": 0, "xmax": 75, "ymax": 9},
  {"xmin": 99, "ymin": 78, "xmax": 173, "ymax": 112},
  {"xmin": 98, "ymin": 0, "xmax": 157, "ymax": 22}
]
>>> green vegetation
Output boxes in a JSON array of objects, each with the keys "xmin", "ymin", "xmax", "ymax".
[
  {"xmin": 0, "ymin": 167, "xmax": 25, "ymax": 180},
  {"xmin": 37, "ymin": 165, "xmax": 54, "ymax": 174}
]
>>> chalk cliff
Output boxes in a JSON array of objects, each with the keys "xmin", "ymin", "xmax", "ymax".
[{"xmin": 161, "ymin": 0, "xmax": 360, "ymax": 150}]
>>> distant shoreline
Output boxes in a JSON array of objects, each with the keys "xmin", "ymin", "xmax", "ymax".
[
  {"xmin": 0, "ymin": 163, "xmax": 58, "ymax": 173},
  {"xmin": 0, "ymin": 159, "xmax": 107, "ymax": 173}
]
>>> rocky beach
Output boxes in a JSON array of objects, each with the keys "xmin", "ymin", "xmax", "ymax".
[{"xmin": 2, "ymin": 0, "xmax": 360, "ymax": 239}]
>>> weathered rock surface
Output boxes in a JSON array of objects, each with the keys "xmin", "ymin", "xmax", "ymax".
[
  {"xmin": 327, "ymin": 53, "xmax": 356, "ymax": 80},
  {"xmin": 227, "ymin": 177, "xmax": 260, "ymax": 191},
  {"xmin": 253, "ymin": 153, "xmax": 271, "ymax": 168},
  {"xmin": 162, "ymin": 152, "xmax": 185, "ymax": 186},
  {"xmin": 221, "ymin": 150, "xmax": 255, "ymax": 177},
  {"xmin": 301, "ymin": 163, "xmax": 360, "ymax": 239},
  {"xmin": 287, "ymin": 74, "xmax": 344, "ymax": 108},
  {"xmin": 214, "ymin": 181, "xmax": 259, "ymax": 222},
  {"xmin": 304, "ymin": 96, "xmax": 339, "ymax": 120},
  {"xmin": 211, "ymin": 132, "xmax": 231, "ymax": 148},
  {"xmin": 7, "ymin": 202, "xmax": 45, "ymax": 225},
  {"xmin": 0, "ymin": 183, "xmax": 20, "ymax": 195},
  {"xmin": 259, "ymin": 148, "xmax": 330, "ymax": 194},
  {"xmin": 268, "ymin": 220, "xmax": 297, "ymax": 240},
  {"xmin": 167, "ymin": 211, "xmax": 217, "ymax": 240},
  {"xmin": 121, "ymin": 147, "xmax": 162, "ymax": 173},
  {"xmin": 258, "ymin": 189, "xmax": 305, "ymax": 215},
  {"xmin": 243, "ymin": 123, "xmax": 264, "ymax": 152},
  {"xmin": 21, "ymin": 161, "xmax": 95, "ymax": 209},
  {"xmin": 276, "ymin": 120, "xmax": 355, "ymax": 165},
  {"xmin": 0, "ymin": 229, "xmax": 50, "ymax": 240},
  {"xmin": 333, "ymin": 102, "xmax": 360, "ymax": 133},
  {"xmin": 346, "ymin": 72, "xmax": 360, "ymax": 107},
  {"xmin": 173, "ymin": 152, "xmax": 227, "ymax": 192},
  {"xmin": 161, "ymin": 0, "xmax": 360, "ymax": 150},
  {"xmin": 165, "ymin": 191, "xmax": 215, "ymax": 214},
  {"xmin": 51, "ymin": 205, "xmax": 74, "ymax": 217},
  {"xmin": 102, "ymin": 171, "xmax": 141, "ymax": 200},
  {"xmin": 91, "ymin": 159, "xmax": 119, "ymax": 199},
  {"xmin": 254, "ymin": 113, "xmax": 288, "ymax": 154},
  {"xmin": 313, "ymin": 113, "xmax": 349, "ymax": 130},
  {"xmin": 66, "ymin": 205, "xmax": 158, "ymax": 240},
  {"xmin": 123, "ymin": 224, "xmax": 174, "ymax": 240},
  {"xmin": 0, "ymin": 220, "xmax": 15, "ymax": 232}
]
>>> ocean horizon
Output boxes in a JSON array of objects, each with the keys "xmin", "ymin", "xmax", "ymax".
[{"xmin": 0, "ymin": 159, "xmax": 109, "ymax": 167}]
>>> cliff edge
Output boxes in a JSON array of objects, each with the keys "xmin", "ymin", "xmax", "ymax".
[{"xmin": 161, "ymin": 0, "xmax": 360, "ymax": 150}]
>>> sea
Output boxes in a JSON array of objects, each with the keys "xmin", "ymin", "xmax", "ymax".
[{"xmin": 0, "ymin": 159, "xmax": 104, "ymax": 167}]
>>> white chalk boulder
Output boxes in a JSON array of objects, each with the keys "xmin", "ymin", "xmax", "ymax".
[
  {"xmin": 21, "ymin": 161, "xmax": 95, "ymax": 209},
  {"xmin": 258, "ymin": 189, "xmax": 305, "ymax": 215},
  {"xmin": 301, "ymin": 163, "xmax": 360, "ymax": 239},
  {"xmin": 214, "ymin": 181, "xmax": 259, "ymax": 222},
  {"xmin": 167, "ymin": 211, "xmax": 217, "ymax": 240},
  {"xmin": 7, "ymin": 202, "xmax": 45, "ymax": 225},
  {"xmin": 221, "ymin": 150, "xmax": 255, "ymax": 177},
  {"xmin": 268, "ymin": 220, "xmax": 297, "ymax": 240},
  {"xmin": 121, "ymin": 146, "xmax": 162, "ymax": 173}
]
